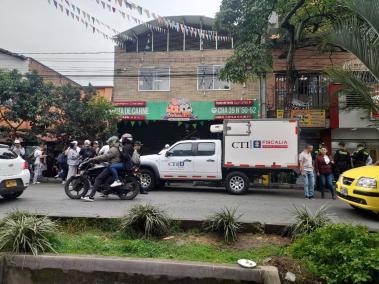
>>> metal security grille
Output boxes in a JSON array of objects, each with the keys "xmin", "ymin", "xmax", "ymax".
[{"xmin": 275, "ymin": 73, "xmax": 329, "ymax": 110}]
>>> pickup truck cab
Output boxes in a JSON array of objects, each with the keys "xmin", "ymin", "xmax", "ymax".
[{"xmin": 139, "ymin": 119, "xmax": 299, "ymax": 194}]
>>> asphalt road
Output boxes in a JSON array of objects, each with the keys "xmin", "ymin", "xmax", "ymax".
[{"xmin": 0, "ymin": 183, "xmax": 378, "ymax": 229}]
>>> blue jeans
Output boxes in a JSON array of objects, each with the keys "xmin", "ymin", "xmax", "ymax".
[
  {"xmin": 320, "ymin": 173, "xmax": 335, "ymax": 197},
  {"xmin": 303, "ymin": 171, "xmax": 315, "ymax": 198},
  {"xmin": 110, "ymin": 163, "xmax": 125, "ymax": 181}
]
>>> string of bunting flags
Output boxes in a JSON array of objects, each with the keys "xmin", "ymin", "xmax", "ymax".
[
  {"xmin": 90, "ymin": 0, "xmax": 233, "ymax": 43},
  {"xmin": 47, "ymin": 0, "xmax": 122, "ymax": 40}
]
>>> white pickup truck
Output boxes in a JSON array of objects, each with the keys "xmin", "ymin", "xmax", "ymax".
[{"xmin": 139, "ymin": 119, "xmax": 299, "ymax": 194}]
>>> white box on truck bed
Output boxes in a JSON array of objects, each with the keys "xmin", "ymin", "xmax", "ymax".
[{"xmin": 223, "ymin": 120, "xmax": 299, "ymax": 169}]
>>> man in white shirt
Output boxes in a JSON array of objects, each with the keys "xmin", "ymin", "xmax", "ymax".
[
  {"xmin": 12, "ymin": 140, "xmax": 25, "ymax": 157},
  {"xmin": 299, "ymin": 145, "xmax": 315, "ymax": 199},
  {"xmin": 33, "ymin": 144, "xmax": 46, "ymax": 184}
]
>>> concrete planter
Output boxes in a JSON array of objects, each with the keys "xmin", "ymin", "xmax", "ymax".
[{"xmin": 0, "ymin": 254, "xmax": 280, "ymax": 284}]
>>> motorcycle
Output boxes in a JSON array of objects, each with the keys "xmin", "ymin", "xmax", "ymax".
[{"xmin": 64, "ymin": 159, "xmax": 140, "ymax": 200}]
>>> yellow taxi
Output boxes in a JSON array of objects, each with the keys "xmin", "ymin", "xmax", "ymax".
[{"xmin": 336, "ymin": 165, "xmax": 379, "ymax": 213}]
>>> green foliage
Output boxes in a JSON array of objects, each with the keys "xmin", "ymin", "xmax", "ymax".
[
  {"xmin": 286, "ymin": 205, "xmax": 331, "ymax": 238},
  {"xmin": 120, "ymin": 204, "xmax": 171, "ymax": 238},
  {"xmin": 0, "ymin": 70, "xmax": 60, "ymax": 136},
  {"xmin": 327, "ymin": 0, "xmax": 379, "ymax": 117},
  {"xmin": 290, "ymin": 224, "xmax": 379, "ymax": 283},
  {"xmin": 52, "ymin": 230, "xmax": 285, "ymax": 264},
  {"xmin": 204, "ymin": 208, "xmax": 243, "ymax": 243},
  {"xmin": 56, "ymin": 84, "xmax": 119, "ymax": 141},
  {"xmin": 216, "ymin": 0, "xmax": 346, "ymax": 85},
  {"xmin": 0, "ymin": 211, "xmax": 57, "ymax": 255}
]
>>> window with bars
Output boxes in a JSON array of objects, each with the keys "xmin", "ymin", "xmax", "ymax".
[
  {"xmin": 275, "ymin": 73, "xmax": 329, "ymax": 109},
  {"xmin": 138, "ymin": 67, "xmax": 170, "ymax": 91},
  {"xmin": 197, "ymin": 65, "xmax": 230, "ymax": 91}
]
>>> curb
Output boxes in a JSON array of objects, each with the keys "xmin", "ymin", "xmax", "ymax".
[{"xmin": 1, "ymin": 254, "xmax": 281, "ymax": 284}]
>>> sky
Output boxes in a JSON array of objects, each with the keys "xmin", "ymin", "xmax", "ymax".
[{"xmin": 0, "ymin": 0, "xmax": 222, "ymax": 86}]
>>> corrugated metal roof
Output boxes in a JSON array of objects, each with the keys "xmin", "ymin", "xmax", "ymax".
[
  {"xmin": 117, "ymin": 15, "xmax": 214, "ymax": 37},
  {"xmin": 0, "ymin": 48, "xmax": 27, "ymax": 60}
]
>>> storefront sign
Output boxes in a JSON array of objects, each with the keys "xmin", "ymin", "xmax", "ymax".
[
  {"xmin": 276, "ymin": 110, "xmax": 284, "ymax": 119},
  {"xmin": 214, "ymin": 100, "xmax": 254, "ymax": 106},
  {"xmin": 290, "ymin": 109, "xmax": 326, "ymax": 128},
  {"xmin": 117, "ymin": 99, "xmax": 259, "ymax": 121},
  {"xmin": 114, "ymin": 101, "xmax": 146, "ymax": 107}
]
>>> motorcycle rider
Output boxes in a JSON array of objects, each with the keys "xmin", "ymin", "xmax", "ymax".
[
  {"xmin": 81, "ymin": 136, "xmax": 121, "ymax": 202},
  {"xmin": 110, "ymin": 133, "xmax": 134, "ymax": 188}
]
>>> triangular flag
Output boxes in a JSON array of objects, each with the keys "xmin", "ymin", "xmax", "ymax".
[
  {"xmin": 192, "ymin": 123, "xmax": 197, "ymax": 129},
  {"xmin": 112, "ymin": 7, "xmax": 116, "ymax": 12},
  {"xmin": 117, "ymin": 0, "xmax": 122, "ymax": 6},
  {"xmin": 53, "ymin": 0, "xmax": 58, "ymax": 8},
  {"xmin": 65, "ymin": 8, "xmax": 69, "ymax": 16},
  {"xmin": 48, "ymin": 0, "xmax": 51, "ymax": 4},
  {"xmin": 92, "ymin": 16, "xmax": 95, "ymax": 24},
  {"xmin": 178, "ymin": 121, "xmax": 183, "ymax": 127},
  {"xmin": 70, "ymin": 12, "xmax": 74, "ymax": 19},
  {"xmin": 76, "ymin": 7, "xmax": 80, "ymax": 14},
  {"xmin": 101, "ymin": 1, "xmax": 105, "ymax": 8},
  {"xmin": 131, "ymin": 121, "xmax": 136, "ymax": 127}
]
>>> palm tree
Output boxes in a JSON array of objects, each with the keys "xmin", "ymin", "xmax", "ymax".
[{"xmin": 327, "ymin": 0, "xmax": 379, "ymax": 117}]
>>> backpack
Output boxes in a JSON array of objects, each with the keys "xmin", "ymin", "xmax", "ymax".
[{"xmin": 131, "ymin": 150, "xmax": 140, "ymax": 165}]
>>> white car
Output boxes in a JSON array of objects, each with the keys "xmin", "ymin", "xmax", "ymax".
[{"xmin": 0, "ymin": 145, "xmax": 30, "ymax": 200}]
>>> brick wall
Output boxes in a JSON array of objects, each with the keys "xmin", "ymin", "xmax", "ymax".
[
  {"xmin": 113, "ymin": 47, "xmax": 259, "ymax": 103},
  {"xmin": 29, "ymin": 59, "xmax": 80, "ymax": 87},
  {"xmin": 266, "ymin": 47, "xmax": 355, "ymax": 110}
]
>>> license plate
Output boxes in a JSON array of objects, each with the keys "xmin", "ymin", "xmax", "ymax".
[
  {"xmin": 340, "ymin": 187, "xmax": 348, "ymax": 196},
  {"xmin": 5, "ymin": 180, "xmax": 17, "ymax": 188}
]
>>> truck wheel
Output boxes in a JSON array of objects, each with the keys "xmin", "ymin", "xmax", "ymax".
[
  {"xmin": 225, "ymin": 172, "xmax": 249, "ymax": 195},
  {"xmin": 139, "ymin": 169, "xmax": 156, "ymax": 191}
]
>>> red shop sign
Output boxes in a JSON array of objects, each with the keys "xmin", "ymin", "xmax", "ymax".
[
  {"xmin": 122, "ymin": 115, "xmax": 146, "ymax": 121},
  {"xmin": 214, "ymin": 100, "xmax": 254, "ymax": 107},
  {"xmin": 114, "ymin": 101, "xmax": 146, "ymax": 107},
  {"xmin": 215, "ymin": 115, "xmax": 253, "ymax": 120}
]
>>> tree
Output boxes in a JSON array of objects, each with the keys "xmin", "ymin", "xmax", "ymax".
[
  {"xmin": 56, "ymin": 84, "xmax": 119, "ymax": 141},
  {"xmin": 327, "ymin": 0, "xmax": 379, "ymax": 120},
  {"xmin": 216, "ymin": 0, "xmax": 345, "ymax": 108},
  {"xmin": 0, "ymin": 70, "xmax": 61, "ymax": 138}
]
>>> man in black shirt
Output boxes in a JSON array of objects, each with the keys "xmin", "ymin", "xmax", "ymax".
[
  {"xmin": 79, "ymin": 140, "xmax": 96, "ymax": 160},
  {"xmin": 333, "ymin": 142, "xmax": 352, "ymax": 179}
]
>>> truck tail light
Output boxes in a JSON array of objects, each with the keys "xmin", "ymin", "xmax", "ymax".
[{"xmin": 22, "ymin": 162, "xmax": 29, "ymax": 170}]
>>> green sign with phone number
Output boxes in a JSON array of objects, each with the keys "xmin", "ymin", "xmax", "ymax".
[{"xmin": 116, "ymin": 100, "xmax": 260, "ymax": 121}]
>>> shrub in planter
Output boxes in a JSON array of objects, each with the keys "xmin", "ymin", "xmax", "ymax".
[
  {"xmin": 0, "ymin": 211, "xmax": 57, "ymax": 255},
  {"xmin": 286, "ymin": 205, "xmax": 331, "ymax": 238},
  {"xmin": 290, "ymin": 224, "xmax": 379, "ymax": 284},
  {"xmin": 204, "ymin": 207, "xmax": 243, "ymax": 243},
  {"xmin": 121, "ymin": 204, "xmax": 171, "ymax": 237}
]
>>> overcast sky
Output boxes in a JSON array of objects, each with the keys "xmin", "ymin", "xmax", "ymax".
[{"xmin": 0, "ymin": 0, "xmax": 222, "ymax": 86}]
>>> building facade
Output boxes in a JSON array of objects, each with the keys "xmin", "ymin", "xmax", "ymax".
[
  {"xmin": 113, "ymin": 16, "xmax": 260, "ymax": 153},
  {"xmin": 266, "ymin": 47, "xmax": 379, "ymax": 162}
]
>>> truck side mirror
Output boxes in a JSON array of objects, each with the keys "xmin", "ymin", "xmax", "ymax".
[{"xmin": 165, "ymin": 151, "xmax": 172, "ymax": 157}]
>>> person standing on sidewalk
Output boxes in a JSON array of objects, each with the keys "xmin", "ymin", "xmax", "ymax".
[
  {"xmin": 33, "ymin": 143, "xmax": 46, "ymax": 184},
  {"xmin": 66, "ymin": 141, "xmax": 80, "ymax": 181},
  {"xmin": 333, "ymin": 141, "xmax": 353, "ymax": 179},
  {"xmin": 12, "ymin": 140, "xmax": 25, "ymax": 157},
  {"xmin": 315, "ymin": 147, "xmax": 336, "ymax": 199},
  {"xmin": 299, "ymin": 145, "xmax": 315, "ymax": 199}
]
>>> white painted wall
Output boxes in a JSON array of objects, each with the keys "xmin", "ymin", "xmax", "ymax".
[{"xmin": 0, "ymin": 53, "xmax": 29, "ymax": 74}]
